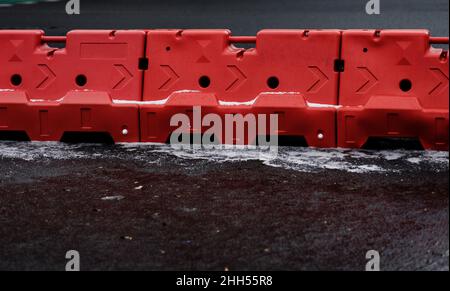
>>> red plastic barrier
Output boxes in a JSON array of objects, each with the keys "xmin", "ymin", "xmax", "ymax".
[
  {"xmin": 0, "ymin": 91, "xmax": 139, "ymax": 142},
  {"xmin": 144, "ymin": 29, "xmax": 341, "ymax": 104},
  {"xmin": 1, "ymin": 29, "xmax": 448, "ymax": 149},
  {"xmin": 338, "ymin": 30, "xmax": 449, "ymax": 150},
  {"xmin": 139, "ymin": 91, "xmax": 336, "ymax": 147},
  {"xmin": 141, "ymin": 29, "xmax": 341, "ymax": 146},
  {"xmin": 0, "ymin": 30, "xmax": 145, "ymax": 142}
]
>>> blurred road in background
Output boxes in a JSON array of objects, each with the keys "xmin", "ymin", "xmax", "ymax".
[{"xmin": 0, "ymin": 0, "xmax": 448, "ymax": 37}]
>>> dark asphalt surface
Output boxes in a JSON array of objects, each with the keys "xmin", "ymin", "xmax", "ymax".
[
  {"xmin": 0, "ymin": 142, "xmax": 448, "ymax": 271},
  {"xmin": 0, "ymin": 0, "xmax": 449, "ymax": 271}
]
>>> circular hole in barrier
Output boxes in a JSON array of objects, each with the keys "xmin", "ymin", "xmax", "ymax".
[
  {"xmin": 11, "ymin": 74, "xmax": 22, "ymax": 86},
  {"xmin": 198, "ymin": 75, "xmax": 211, "ymax": 88},
  {"xmin": 399, "ymin": 79, "xmax": 412, "ymax": 92},
  {"xmin": 267, "ymin": 76, "xmax": 279, "ymax": 89},
  {"xmin": 363, "ymin": 47, "xmax": 368, "ymax": 53},
  {"xmin": 166, "ymin": 46, "xmax": 171, "ymax": 51},
  {"xmin": 76, "ymin": 74, "xmax": 87, "ymax": 87}
]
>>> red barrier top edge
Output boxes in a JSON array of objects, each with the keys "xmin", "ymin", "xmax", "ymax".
[{"xmin": 39, "ymin": 33, "xmax": 449, "ymax": 44}]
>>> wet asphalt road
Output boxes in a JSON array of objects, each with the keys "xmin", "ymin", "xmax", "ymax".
[
  {"xmin": 0, "ymin": 142, "xmax": 448, "ymax": 271},
  {"xmin": 0, "ymin": 0, "xmax": 449, "ymax": 271}
]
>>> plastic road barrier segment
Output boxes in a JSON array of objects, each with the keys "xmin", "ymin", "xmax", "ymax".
[
  {"xmin": 141, "ymin": 29, "xmax": 341, "ymax": 146},
  {"xmin": 338, "ymin": 30, "xmax": 449, "ymax": 150},
  {"xmin": 144, "ymin": 29, "xmax": 341, "ymax": 104},
  {"xmin": 0, "ymin": 30, "xmax": 145, "ymax": 142},
  {"xmin": 0, "ymin": 29, "xmax": 448, "ymax": 149}
]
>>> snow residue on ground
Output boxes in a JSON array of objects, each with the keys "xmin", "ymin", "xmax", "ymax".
[
  {"xmin": 0, "ymin": 141, "xmax": 448, "ymax": 173},
  {"xmin": 0, "ymin": 142, "xmax": 92, "ymax": 161}
]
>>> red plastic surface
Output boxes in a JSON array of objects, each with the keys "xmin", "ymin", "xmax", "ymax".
[
  {"xmin": 0, "ymin": 91, "xmax": 139, "ymax": 142},
  {"xmin": 338, "ymin": 30, "xmax": 449, "ymax": 150},
  {"xmin": 144, "ymin": 29, "xmax": 341, "ymax": 104},
  {"xmin": 141, "ymin": 29, "xmax": 340, "ymax": 146},
  {"xmin": 139, "ymin": 91, "xmax": 336, "ymax": 147},
  {"xmin": 0, "ymin": 30, "xmax": 145, "ymax": 142},
  {"xmin": 0, "ymin": 30, "xmax": 145, "ymax": 101},
  {"xmin": 0, "ymin": 29, "xmax": 448, "ymax": 149}
]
